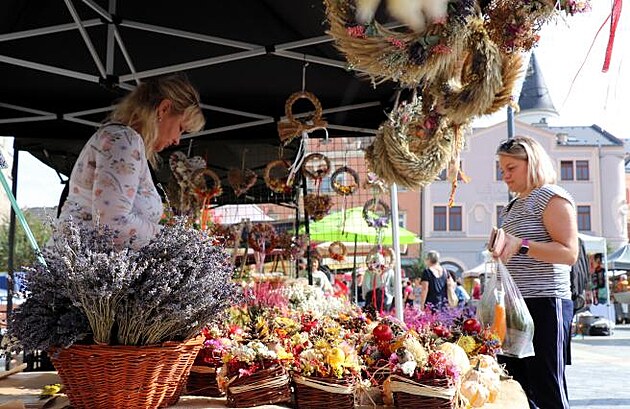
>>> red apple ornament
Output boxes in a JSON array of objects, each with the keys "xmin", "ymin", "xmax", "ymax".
[
  {"xmin": 432, "ymin": 324, "xmax": 451, "ymax": 338},
  {"xmin": 372, "ymin": 323, "xmax": 394, "ymax": 342},
  {"xmin": 463, "ymin": 318, "xmax": 482, "ymax": 334}
]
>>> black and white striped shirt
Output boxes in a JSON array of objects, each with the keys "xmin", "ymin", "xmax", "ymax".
[{"xmin": 502, "ymin": 184, "xmax": 574, "ymax": 299}]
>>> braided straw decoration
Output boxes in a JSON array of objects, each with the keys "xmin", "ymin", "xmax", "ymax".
[
  {"xmin": 437, "ymin": 18, "xmax": 504, "ymax": 125},
  {"xmin": 484, "ymin": 53, "xmax": 523, "ymax": 115},
  {"xmin": 323, "ymin": 0, "xmax": 472, "ymax": 87},
  {"xmin": 366, "ymin": 108, "xmax": 460, "ymax": 190},
  {"xmin": 277, "ymin": 91, "xmax": 328, "ymax": 145},
  {"xmin": 191, "ymin": 168, "xmax": 223, "ymax": 201}
]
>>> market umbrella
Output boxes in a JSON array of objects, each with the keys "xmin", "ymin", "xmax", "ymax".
[{"xmin": 300, "ymin": 207, "xmax": 422, "ymax": 245}]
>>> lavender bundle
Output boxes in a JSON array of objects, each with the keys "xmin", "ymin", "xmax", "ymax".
[{"xmin": 7, "ymin": 218, "xmax": 240, "ymax": 351}]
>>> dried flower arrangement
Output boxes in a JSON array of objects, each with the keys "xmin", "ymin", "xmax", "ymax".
[
  {"xmin": 264, "ymin": 159, "xmax": 294, "ymax": 194},
  {"xmin": 331, "ymin": 166, "xmax": 359, "ymax": 196},
  {"xmin": 7, "ymin": 218, "xmax": 241, "ymax": 351},
  {"xmin": 304, "ymin": 193, "xmax": 333, "ymax": 221}
]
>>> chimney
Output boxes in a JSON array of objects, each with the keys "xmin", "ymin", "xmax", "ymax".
[{"xmin": 556, "ymin": 132, "xmax": 569, "ymax": 145}]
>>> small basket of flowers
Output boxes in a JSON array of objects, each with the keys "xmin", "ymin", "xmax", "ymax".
[
  {"xmin": 292, "ymin": 317, "xmax": 362, "ymax": 409},
  {"xmin": 186, "ymin": 325, "xmax": 231, "ymax": 397}
]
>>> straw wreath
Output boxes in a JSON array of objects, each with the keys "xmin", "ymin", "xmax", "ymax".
[
  {"xmin": 435, "ymin": 17, "xmax": 503, "ymax": 125},
  {"xmin": 264, "ymin": 159, "xmax": 293, "ymax": 194},
  {"xmin": 328, "ymin": 241, "xmax": 347, "ymax": 261},
  {"xmin": 331, "ymin": 166, "xmax": 359, "ymax": 196},
  {"xmin": 277, "ymin": 91, "xmax": 328, "ymax": 145},
  {"xmin": 365, "ymin": 95, "xmax": 461, "ymax": 190},
  {"xmin": 323, "ymin": 0, "xmax": 477, "ymax": 86},
  {"xmin": 301, "ymin": 153, "xmax": 332, "ymax": 181},
  {"xmin": 191, "ymin": 168, "xmax": 223, "ymax": 201}
]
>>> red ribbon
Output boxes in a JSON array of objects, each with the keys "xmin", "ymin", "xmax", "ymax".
[{"xmin": 602, "ymin": 0, "xmax": 623, "ymax": 73}]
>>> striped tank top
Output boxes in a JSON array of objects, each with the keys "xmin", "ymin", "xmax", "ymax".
[{"xmin": 501, "ymin": 184, "xmax": 574, "ymax": 299}]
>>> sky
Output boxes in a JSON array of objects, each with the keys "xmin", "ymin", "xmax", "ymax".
[{"xmin": 1, "ymin": 0, "xmax": 628, "ymax": 209}]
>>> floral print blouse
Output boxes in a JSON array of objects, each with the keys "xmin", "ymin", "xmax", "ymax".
[{"xmin": 58, "ymin": 124, "xmax": 163, "ymax": 249}]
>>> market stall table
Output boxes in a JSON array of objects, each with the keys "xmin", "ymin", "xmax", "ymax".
[{"xmin": 0, "ymin": 371, "xmax": 528, "ymax": 408}]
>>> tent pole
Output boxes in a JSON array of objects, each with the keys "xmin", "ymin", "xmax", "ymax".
[
  {"xmin": 389, "ymin": 183, "xmax": 404, "ymax": 321},
  {"xmin": 4, "ymin": 149, "xmax": 18, "ymax": 370},
  {"xmin": 352, "ymin": 234, "xmax": 358, "ymax": 303}
]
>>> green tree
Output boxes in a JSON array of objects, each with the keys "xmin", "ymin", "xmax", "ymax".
[{"xmin": 0, "ymin": 211, "xmax": 52, "ymax": 271}]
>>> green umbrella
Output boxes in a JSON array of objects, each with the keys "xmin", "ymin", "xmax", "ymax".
[{"xmin": 300, "ymin": 207, "xmax": 421, "ymax": 245}]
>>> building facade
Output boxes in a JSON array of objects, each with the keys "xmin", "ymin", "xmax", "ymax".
[{"xmin": 421, "ymin": 53, "xmax": 627, "ymax": 274}]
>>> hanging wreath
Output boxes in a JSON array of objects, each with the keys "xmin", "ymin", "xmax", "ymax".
[
  {"xmin": 323, "ymin": 0, "xmax": 477, "ymax": 86},
  {"xmin": 248, "ymin": 223, "xmax": 278, "ymax": 255},
  {"xmin": 304, "ymin": 193, "xmax": 333, "ymax": 221},
  {"xmin": 365, "ymin": 246, "xmax": 395, "ymax": 273},
  {"xmin": 228, "ymin": 168, "xmax": 258, "ymax": 197},
  {"xmin": 277, "ymin": 91, "xmax": 328, "ymax": 145},
  {"xmin": 301, "ymin": 153, "xmax": 332, "ymax": 181},
  {"xmin": 191, "ymin": 168, "xmax": 223, "ymax": 202},
  {"xmin": 330, "ymin": 166, "xmax": 359, "ymax": 196},
  {"xmin": 264, "ymin": 159, "xmax": 294, "ymax": 194},
  {"xmin": 364, "ymin": 95, "xmax": 461, "ymax": 190},
  {"xmin": 362, "ymin": 198, "xmax": 391, "ymax": 229},
  {"xmin": 363, "ymin": 172, "xmax": 388, "ymax": 194},
  {"xmin": 328, "ymin": 241, "xmax": 347, "ymax": 261}
]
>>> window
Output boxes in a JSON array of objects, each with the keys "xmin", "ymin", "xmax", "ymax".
[
  {"xmin": 398, "ymin": 212, "xmax": 406, "ymax": 228},
  {"xmin": 496, "ymin": 205, "xmax": 505, "ymax": 228},
  {"xmin": 576, "ymin": 160, "xmax": 589, "ymax": 181},
  {"xmin": 577, "ymin": 205, "xmax": 591, "ymax": 231},
  {"xmin": 433, "ymin": 206, "xmax": 462, "ymax": 231},
  {"xmin": 560, "ymin": 161, "xmax": 574, "ymax": 181},
  {"xmin": 495, "ymin": 161, "xmax": 502, "ymax": 181},
  {"xmin": 449, "ymin": 206, "xmax": 462, "ymax": 231},
  {"xmin": 433, "ymin": 206, "xmax": 447, "ymax": 231}
]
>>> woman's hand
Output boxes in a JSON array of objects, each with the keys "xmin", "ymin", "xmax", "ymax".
[{"xmin": 497, "ymin": 232, "xmax": 522, "ymax": 263}]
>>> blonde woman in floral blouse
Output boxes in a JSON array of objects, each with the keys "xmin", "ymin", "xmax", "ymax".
[{"xmin": 58, "ymin": 73, "xmax": 205, "ymax": 249}]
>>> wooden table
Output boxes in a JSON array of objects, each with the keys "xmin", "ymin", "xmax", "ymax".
[{"xmin": 0, "ymin": 371, "xmax": 528, "ymax": 408}]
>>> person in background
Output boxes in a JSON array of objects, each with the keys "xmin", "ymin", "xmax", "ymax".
[
  {"xmin": 472, "ymin": 278, "xmax": 482, "ymax": 301},
  {"xmin": 310, "ymin": 258, "xmax": 334, "ymax": 294},
  {"xmin": 362, "ymin": 267, "xmax": 395, "ymax": 312},
  {"xmin": 449, "ymin": 271, "xmax": 470, "ymax": 307},
  {"xmin": 403, "ymin": 280, "xmax": 414, "ymax": 307},
  {"xmin": 297, "ymin": 258, "xmax": 308, "ymax": 279},
  {"xmin": 412, "ymin": 277, "xmax": 423, "ymax": 308},
  {"xmin": 494, "ymin": 135, "xmax": 578, "ymax": 409},
  {"xmin": 420, "ymin": 250, "xmax": 448, "ymax": 310},
  {"xmin": 57, "ymin": 73, "xmax": 205, "ymax": 249}
]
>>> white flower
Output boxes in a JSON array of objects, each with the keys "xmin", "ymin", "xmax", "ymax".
[{"xmin": 401, "ymin": 360, "xmax": 417, "ymax": 376}]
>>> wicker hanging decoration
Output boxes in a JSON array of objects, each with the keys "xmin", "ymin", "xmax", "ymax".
[
  {"xmin": 362, "ymin": 198, "xmax": 391, "ymax": 229},
  {"xmin": 277, "ymin": 91, "xmax": 328, "ymax": 145},
  {"xmin": 328, "ymin": 241, "xmax": 348, "ymax": 261},
  {"xmin": 169, "ymin": 151, "xmax": 208, "ymax": 215},
  {"xmin": 365, "ymin": 94, "xmax": 462, "ymax": 190},
  {"xmin": 363, "ymin": 172, "xmax": 388, "ymax": 194},
  {"xmin": 191, "ymin": 168, "xmax": 223, "ymax": 202},
  {"xmin": 264, "ymin": 159, "xmax": 294, "ymax": 194},
  {"xmin": 330, "ymin": 166, "xmax": 360, "ymax": 196},
  {"xmin": 248, "ymin": 223, "xmax": 278, "ymax": 255},
  {"xmin": 323, "ymin": 0, "xmax": 477, "ymax": 87},
  {"xmin": 366, "ymin": 246, "xmax": 395, "ymax": 273},
  {"xmin": 304, "ymin": 193, "xmax": 333, "ymax": 222},
  {"xmin": 301, "ymin": 153, "xmax": 332, "ymax": 181}
]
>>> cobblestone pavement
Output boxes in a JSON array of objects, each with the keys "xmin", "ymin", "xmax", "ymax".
[{"xmin": 567, "ymin": 324, "xmax": 630, "ymax": 408}]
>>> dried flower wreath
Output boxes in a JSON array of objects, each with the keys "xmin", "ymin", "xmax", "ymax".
[
  {"xmin": 192, "ymin": 168, "xmax": 223, "ymax": 202},
  {"xmin": 362, "ymin": 198, "xmax": 391, "ymax": 229},
  {"xmin": 328, "ymin": 241, "xmax": 347, "ymax": 262},
  {"xmin": 366, "ymin": 245, "xmax": 396, "ymax": 273},
  {"xmin": 277, "ymin": 91, "xmax": 328, "ymax": 145},
  {"xmin": 264, "ymin": 159, "xmax": 294, "ymax": 194},
  {"xmin": 301, "ymin": 153, "xmax": 332, "ymax": 181},
  {"xmin": 304, "ymin": 193, "xmax": 333, "ymax": 222},
  {"xmin": 331, "ymin": 166, "xmax": 359, "ymax": 196}
]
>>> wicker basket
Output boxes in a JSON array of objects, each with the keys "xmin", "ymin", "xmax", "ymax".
[
  {"xmin": 49, "ymin": 337, "xmax": 203, "ymax": 409},
  {"xmin": 226, "ymin": 363, "xmax": 292, "ymax": 408},
  {"xmin": 293, "ymin": 374, "xmax": 356, "ymax": 409},
  {"xmin": 185, "ymin": 350, "xmax": 224, "ymax": 397},
  {"xmin": 390, "ymin": 374, "xmax": 455, "ymax": 409}
]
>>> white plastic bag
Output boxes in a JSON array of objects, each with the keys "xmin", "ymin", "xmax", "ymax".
[{"xmin": 477, "ymin": 261, "xmax": 535, "ymax": 358}]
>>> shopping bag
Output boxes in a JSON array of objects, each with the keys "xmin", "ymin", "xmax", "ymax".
[{"xmin": 477, "ymin": 261, "xmax": 535, "ymax": 358}]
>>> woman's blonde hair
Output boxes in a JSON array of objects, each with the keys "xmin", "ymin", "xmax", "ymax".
[
  {"xmin": 109, "ymin": 73, "xmax": 205, "ymax": 166},
  {"xmin": 496, "ymin": 135, "xmax": 556, "ymax": 194}
]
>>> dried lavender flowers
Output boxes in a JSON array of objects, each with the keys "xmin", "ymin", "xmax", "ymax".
[{"xmin": 7, "ymin": 218, "xmax": 241, "ymax": 351}]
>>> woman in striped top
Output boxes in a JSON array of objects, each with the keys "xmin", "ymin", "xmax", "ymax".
[{"xmin": 494, "ymin": 136, "xmax": 578, "ymax": 409}]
